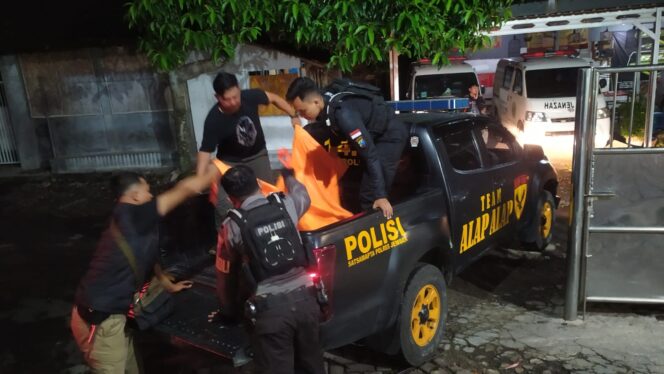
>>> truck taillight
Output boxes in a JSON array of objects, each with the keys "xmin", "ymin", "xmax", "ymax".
[{"xmin": 312, "ymin": 245, "xmax": 336, "ymax": 321}]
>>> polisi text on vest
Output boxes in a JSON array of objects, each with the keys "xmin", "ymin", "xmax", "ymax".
[{"xmin": 256, "ymin": 220, "xmax": 287, "ymax": 236}]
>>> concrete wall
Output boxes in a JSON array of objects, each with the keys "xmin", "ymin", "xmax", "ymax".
[{"xmin": 15, "ymin": 47, "xmax": 177, "ymax": 172}]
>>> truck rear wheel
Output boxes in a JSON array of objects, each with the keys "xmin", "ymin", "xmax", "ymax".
[
  {"xmin": 524, "ymin": 190, "xmax": 555, "ymax": 251},
  {"xmin": 399, "ymin": 264, "xmax": 447, "ymax": 366}
]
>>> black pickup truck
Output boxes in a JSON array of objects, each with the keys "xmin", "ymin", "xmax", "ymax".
[{"xmin": 158, "ymin": 112, "xmax": 559, "ymax": 367}]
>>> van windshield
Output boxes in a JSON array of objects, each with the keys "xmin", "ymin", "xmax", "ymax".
[
  {"xmin": 526, "ymin": 67, "xmax": 580, "ymax": 98},
  {"xmin": 414, "ymin": 73, "xmax": 478, "ymax": 99}
]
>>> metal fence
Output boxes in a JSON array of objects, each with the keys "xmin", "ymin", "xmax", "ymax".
[
  {"xmin": 0, "ymin": 72, "xmax": 19, "ymax": 165},
  {"xmin": 566, "ymin": 65, "xmax": 664, "ymax": 320}
]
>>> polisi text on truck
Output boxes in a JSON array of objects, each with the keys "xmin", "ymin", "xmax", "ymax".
[{"xmin": 344, "ymin": 217, "xmax": 408, "ymax": 267}]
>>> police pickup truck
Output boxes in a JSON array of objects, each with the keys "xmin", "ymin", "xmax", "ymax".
[{"xmin": 158, "ymin": 112, "xmax": 559, "ymax": 367}]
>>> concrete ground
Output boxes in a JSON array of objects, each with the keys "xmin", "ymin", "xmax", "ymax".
[{"xmin": 1, "ymin": 136, "xmax": 663, "ymax": 373}]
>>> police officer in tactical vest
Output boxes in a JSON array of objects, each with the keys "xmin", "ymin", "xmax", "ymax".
[
  {"xmin": 215, "ymin": 163, "xmax": 324, "ymax": 374},
  {"xmin": 286, "ymin": 77, "xmax": 409, "ymax": 219}
]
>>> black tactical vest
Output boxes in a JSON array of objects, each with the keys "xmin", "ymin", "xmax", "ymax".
[
  {"xmin": 227, "ymin": 193, "xmax": 308, "ymax": 289},
  {"xmin": 323, "ymin": 78, "xmax": 390, "ymax": 134}
]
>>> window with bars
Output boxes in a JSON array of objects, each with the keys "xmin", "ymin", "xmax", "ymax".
[{"xmin": 0, "ymin": 71, "xmax": 19, "ymax": 164}]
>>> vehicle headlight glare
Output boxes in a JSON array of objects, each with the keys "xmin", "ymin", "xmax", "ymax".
[{"xmin": 526, "ymin": 111, "xmax": 547, "ymax": 122}]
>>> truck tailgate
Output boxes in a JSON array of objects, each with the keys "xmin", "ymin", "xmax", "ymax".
[{"xmin": 154, "ymin": 278, "xmax": 251, "ymax": 366}]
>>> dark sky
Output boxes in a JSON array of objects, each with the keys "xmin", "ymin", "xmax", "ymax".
[{"xmin": 0, "ymin": 0, "xmax": 136, "ymax": 53}]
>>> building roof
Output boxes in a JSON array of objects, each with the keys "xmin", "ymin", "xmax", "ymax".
[
  {"xmin": 505, "ymin": 56, "xmax": 595, "ymax": 70},
  {"xmin": 511, "ymin": 0, "xmax": 664, "ymax": 20}
]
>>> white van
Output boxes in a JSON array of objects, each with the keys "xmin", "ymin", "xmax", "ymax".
[
  {"xmin": 408, "ymin": 61, "xmax": 481, "ymax": 102},
  {"xmin": 492, "ymin": 55, "xmax": 611, "ymax": 145}
]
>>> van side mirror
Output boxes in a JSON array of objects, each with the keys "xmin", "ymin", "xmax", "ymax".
[
  {"xmin": 598, "ymin": 78, "xmax": 609, "ymax": 93},
  {"xmin": 598, "ymin": 78, "xmax": 607, "ymax": 89},
  {"xmin": 481, "ymin": 85, "xmax": 486, "ymax": 95}
]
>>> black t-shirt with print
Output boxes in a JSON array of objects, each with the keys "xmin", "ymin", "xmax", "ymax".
[{"xmin": 200, "ymin": 89, "xmax": 270, "ymax": 162}]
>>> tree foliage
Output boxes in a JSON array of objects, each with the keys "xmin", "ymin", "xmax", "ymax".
[{"xmin": 126, "ymin": 0, "xmax": 513, "ymax": 71}]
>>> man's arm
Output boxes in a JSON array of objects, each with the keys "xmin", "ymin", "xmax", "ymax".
[
  {"xmin": 335, "ymin": 107, "xmax": 393, "ymax": 218},
  {"xmin": 156, "ymin": 166, "xmax": 220, "ymax": 216},
  {"xmin": 335, "ymin": 107, "xmax": 387, "ymax": 198},
  {"xmin": 282, "ymin": 169, "xmax": 311, "ymax": 219},
  {"xmin": 198, "ymin": 108, "xmax": 219, "ymax": 175},
  {"xmin": 196, "ymin": 151, "xmax": 212, "ymax": 176},
  {"xmin": 154, "ymin": 263, "xmax": 193, "ymax": 293},
  {"xmin": 265, "ymin": 91, "xmax": 301, "ymax": 127}
]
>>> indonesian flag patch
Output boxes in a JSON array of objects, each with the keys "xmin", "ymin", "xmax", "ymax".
[{"xmin": 349, "ymin": 129, "xmax": 366, "ymax": 148}]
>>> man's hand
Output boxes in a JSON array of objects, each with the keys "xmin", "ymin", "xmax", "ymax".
[
  {"xmin": 155, "ymin": 264, "xmax": 193, "ymax": 293},
  {"xmin": 373, "ymin": 198, "xmax": 393, "ymax": 219},
  {"xmin": 290, "ymin": 116, "xmax": 302, "ymax": 128},
  {"xmin": 166, "ymin": 280, "xmax": 194, "ymax": 293},
  {"xmin": 277, "ymin": 148, "xmax": 293, "ymax": 169}
]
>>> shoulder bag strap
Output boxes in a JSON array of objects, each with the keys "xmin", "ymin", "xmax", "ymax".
[{"xmin": 109, "ymin": 221, "xmax": 142, "ymax": 288}]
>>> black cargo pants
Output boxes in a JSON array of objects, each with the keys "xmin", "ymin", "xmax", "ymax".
[
  {"xmin": 359, "ymin": 116, "xmax": 409, "ymax": 210},
  {"xmin": 250, "ymin": 289, "xmax": 324, "ymax": 374}
]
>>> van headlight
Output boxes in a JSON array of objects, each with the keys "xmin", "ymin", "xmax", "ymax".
[
  {"xmin": 597, "ymin": 107, "xmax": 610, "ymax": 119},
  {"xmin": 525, "ymin": 111, "xmax": 547, "ymax": 122}
]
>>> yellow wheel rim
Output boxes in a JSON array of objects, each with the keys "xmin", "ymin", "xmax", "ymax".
[
  {"xmin": 410, "ymin": 284, "xmax": 441, "ymax": 347},
  {"xmin": 541, "ymin": 200, "xmax": 553, "ymax": 239}
]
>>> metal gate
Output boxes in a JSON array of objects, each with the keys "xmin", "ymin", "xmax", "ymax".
[
  {"xmin": 0, "ymin": 71, "xmax": 19, "ymax": 164},
  {"xmin": 566, "ymin": 65, "xmax": 664, "ymax": 319}
]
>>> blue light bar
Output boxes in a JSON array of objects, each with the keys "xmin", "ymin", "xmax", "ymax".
[{"xmin": 386, "ymin": 98, "xmax": 469, "ymax": 111}]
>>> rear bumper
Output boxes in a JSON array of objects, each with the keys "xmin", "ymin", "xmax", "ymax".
[{"xmin": 523, "ymin": 118, "xmax": 611, "ymax": 145}]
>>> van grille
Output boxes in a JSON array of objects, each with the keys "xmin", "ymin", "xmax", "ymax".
[{"xmin": 550, "ymin": 117, "xmax": 575, "ymax": 123}]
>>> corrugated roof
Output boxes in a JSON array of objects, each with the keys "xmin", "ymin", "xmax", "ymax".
[{"xmin": 511, "ymin": 0, "xmax": 664, "ymax": 20}]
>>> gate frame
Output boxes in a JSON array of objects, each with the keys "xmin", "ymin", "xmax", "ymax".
[{"xmin": 565, "ymin": 64, "xmax": 664, "ymax": 320}]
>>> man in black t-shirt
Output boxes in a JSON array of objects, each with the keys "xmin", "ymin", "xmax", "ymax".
[
  {"xmin": 197, "ymin": 72, "xmax": 301, "ymax": 227},
  {"xmin": 71, "ymin": 168, "xmax": 217, "ymax": 373}
]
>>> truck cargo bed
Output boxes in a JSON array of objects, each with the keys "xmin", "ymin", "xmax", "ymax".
[{"xmin": 154, "ymin": 274, "xmax": 251, "ymax": 367}]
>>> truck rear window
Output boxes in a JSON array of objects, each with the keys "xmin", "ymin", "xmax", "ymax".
[
  {"xmin": 526, "ymin": 67, "xmax": 580, "ymax": 98},
  {"xmin": 414, "ymin": 73, "xmax": 478, "ymax": 99},
  {"xmin": 437, "ymin": 128, "xmax": 482, "ymax": 171}
]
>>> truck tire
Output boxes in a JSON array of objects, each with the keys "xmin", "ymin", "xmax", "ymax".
[
  {"xmin": 399, "ymin": 264, "xmax": 447, "ymax": 366},
  {"xmin": 524, "ymin": 190, "xmax": 555, "ymax": 251}
]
